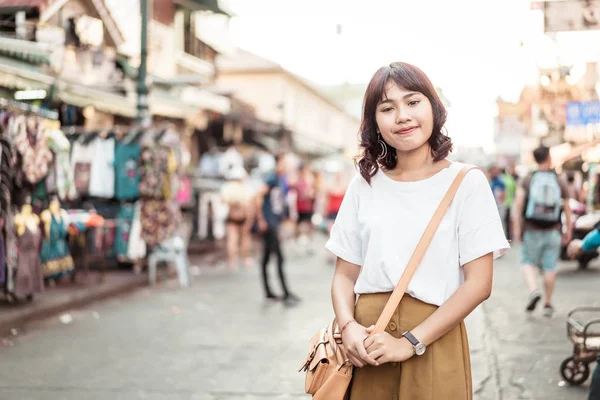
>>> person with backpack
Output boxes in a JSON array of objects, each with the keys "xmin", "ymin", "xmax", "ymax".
[{"xmin": 511, "ymin": 146, "xmax": 572, "ymax": 317}]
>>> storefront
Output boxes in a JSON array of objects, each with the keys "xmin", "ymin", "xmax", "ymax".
[{"xmin": 0, "ymin": 99, "xmax": 190, "ymax": 305}]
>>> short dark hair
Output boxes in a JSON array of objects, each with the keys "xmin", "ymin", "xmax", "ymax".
[
  {"xmin": 533, "ymin": 146, "xmax": 550, "ymax": 164},
  {"xmin": 356, "ymin": 62, "xmax": 452, "ymax": 184}
]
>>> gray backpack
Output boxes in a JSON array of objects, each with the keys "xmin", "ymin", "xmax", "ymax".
[{"xmin": 524, "ymin": 171, "xmax": 562, "ymax": 228}]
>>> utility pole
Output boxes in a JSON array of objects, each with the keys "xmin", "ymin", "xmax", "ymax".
[{"xmin": 137, "ymin": 0, "xmax": 151, "ymax": 126}]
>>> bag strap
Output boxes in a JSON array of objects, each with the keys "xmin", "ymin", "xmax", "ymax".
[{"xmin": 368, "ymin": 164, "xmax": 480, "ymax": 336}]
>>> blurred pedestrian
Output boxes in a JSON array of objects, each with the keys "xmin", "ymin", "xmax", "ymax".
[
  {"xmin": 291, "ymin": 164, "xmax": 316, "ymax": 254},
  {"xmin": 511, "ymin": 146, "xmax": 572, "ymax": 318},
  {"xmin": 502, "ymin": 166, "xmax": 517, "ymax": 240},
  {"xmin": 220, "ymin": 166, "xmax": 254, "ymax": 272},
  {"xmin": 489, "ymin": 165, "xmax": 507, "ymax": 232},
  {"xmin": 325, "ymin": 171, "xmax": 347, "ymax": 264},
  {"xmin": 255, "ymin": 153, "xmax": 300, "ymax": 304},
  {"xmin": 327, "ymin": 62, "xmax": 509, "ymax": 399},
  {"xmin": 326, "ymin": 171, "xmax": 347, "ymax": 234},
  {"xmin": 567, "ymin": 228, "xmax": 600, "ymax": 400}
]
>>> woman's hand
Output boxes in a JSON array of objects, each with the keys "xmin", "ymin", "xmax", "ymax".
[
  {"xmin": 341, "ymin": 322, "xmax": 379, "ymax": 368},
  {"xmin": 364, "ymin": 326, "xmax": 415, "ymax": 364}
]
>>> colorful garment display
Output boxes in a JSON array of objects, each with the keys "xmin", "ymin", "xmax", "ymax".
[
  {"xmin": 114, "ymin": 142, "xmax": 141, "ymax": 201},
  {"xmin": 89, "ymin": 137, "xmax": 115, "ymax": 199},
  {"xmin": 140, "ymin": 200, "xmax": 180, "ymax": 247},
  {"xmin": 47, "ymin": 129, "xmax": 76, "ymax": 201},
  {"xmin": 115, "ymin": 203, "xmax": 135, "ymax": 258},
  {"xmin": 40, "ymin": 213, "xmax": 74, "ymax": 278},
  {"xmin": 70, "ymin": 140, "xmax": 95, "ymax": 197},
  {"xmin": 12, "ymin": 115, "xmax": 54, "ymax": 184},
  {"xmin": 139, "ymin": 146, "xmax": 170, "ymax": 199},
  {"xmin": 14, "ymin": 227, "xmax": 44, "ymax": 297}
]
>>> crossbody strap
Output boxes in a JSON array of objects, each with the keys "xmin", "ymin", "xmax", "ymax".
[{"xmin": 368, "ymin": 165, "xmax": 480, "ymax": 336}]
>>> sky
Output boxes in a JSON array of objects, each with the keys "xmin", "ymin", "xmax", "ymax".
[
  {"xmin": 215, "ymin": 0, "xmax": 545, "ymax": 150},
  {"xmin": 107, "ymin": 0, "xmax": 600, "ymax": 151}
]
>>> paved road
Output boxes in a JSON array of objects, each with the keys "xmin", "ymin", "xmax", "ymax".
[{"xmin": 0, "ymin": 236, "xmax": 598, "ymax": 400}]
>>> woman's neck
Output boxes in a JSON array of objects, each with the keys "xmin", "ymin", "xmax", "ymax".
[{"xmin": 391, "ymin": 143, "xmax": 436, "ymax": 176}]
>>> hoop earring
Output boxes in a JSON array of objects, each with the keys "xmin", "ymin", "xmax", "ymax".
[{"xmin": 377, "ymin": 138, "xmax": 388, "ymax": 160}]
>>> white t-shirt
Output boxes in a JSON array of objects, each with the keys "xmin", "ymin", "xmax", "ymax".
[
  {"xmin": 325, "ymin": 162, "xmax": 510, "ymax": 307},
  {"xmin": 88, "ymin": 137, "xmax": 115, "ymax": 199}
]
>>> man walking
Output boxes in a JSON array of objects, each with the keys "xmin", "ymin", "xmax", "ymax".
[
  {"xmin": 512, "ymin": 146, "xmax": 572, "ymax": 317},
  {"xmin": 255, "ymin": 153, "xmax": 300, "ymax": 304}
]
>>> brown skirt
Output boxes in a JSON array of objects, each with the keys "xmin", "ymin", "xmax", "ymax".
[{"xmin": 349, "ymin": 293, "xmax": 472, "ymax": 400}]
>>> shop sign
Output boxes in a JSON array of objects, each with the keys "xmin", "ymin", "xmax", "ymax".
[
  {"xmin": 565, "ymin": 100, "xmax": 600, "ymax": 142},
  {"xmin": 544, "ymin": 0, "xmax": 600, "ymax": 32}
]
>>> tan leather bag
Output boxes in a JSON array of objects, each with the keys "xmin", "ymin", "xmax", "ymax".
[{"xmin": 299, "ymin": 165, "xmax": 478, "ymax": 399}]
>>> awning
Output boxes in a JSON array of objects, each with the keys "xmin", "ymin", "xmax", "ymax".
[
  {"xmin": 0, "ymin": 36, "xmax": 52, "ymax": 65},
  {"xmin": 150, "ymin": 88, "xmax": 199, "ymax": 120},
  {"xmin": 57, "ymin": 84, "xmax": 136, "ymax": 117},
  {"xmin": 0, "ymin": 55, "xmax": 53, "ymax": 90},
  {"xmin": 173, "ymin": 0, "xmax": 230, "ymax": 15},
  {"xmin": 180, "ymin": 86, "xmax": 230, "ymax": 114}
]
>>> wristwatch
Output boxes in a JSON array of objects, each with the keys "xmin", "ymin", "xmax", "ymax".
[{"xmin": 402, "ymin": 331, "xmax": 427, "ymax": 356}]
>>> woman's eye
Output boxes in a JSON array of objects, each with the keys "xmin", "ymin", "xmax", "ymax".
[
  {"xmin": 381, "ymin": 107, "xmax": 392, "ymax": 112},
  {"xmin": 408, "ymin": 100, "xmax": 420, "ymax": 106}
]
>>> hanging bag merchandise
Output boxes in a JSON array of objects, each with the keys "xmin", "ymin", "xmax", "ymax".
[
  {"xmin": 524, "ymin": 171, "xmax": 562, "ymax": 228},
  {"xmin": 299, "ymin": 165, "xmax": 479, "ymax": 400}
]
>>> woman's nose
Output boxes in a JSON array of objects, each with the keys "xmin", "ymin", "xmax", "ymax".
[{"xmin": 395, "ymin": 108, "xmax": 411, "ymax": 124}]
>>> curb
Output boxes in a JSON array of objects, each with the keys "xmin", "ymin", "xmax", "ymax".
[
  {"xmin": 0, "ymin": 246, "xmax": 230, "ymax": 336},
  {"xmin": 0, "ymin": 274, "xmax": 148, "ymax": 336}
]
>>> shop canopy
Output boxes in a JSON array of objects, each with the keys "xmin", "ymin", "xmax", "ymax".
[
  {"xmin": 0, "ymin": 55, "xmax": 53, "ymax": 90},
  {"xmin": 174, "ymin": 0, "xmax": 230, "ymax": 15}
]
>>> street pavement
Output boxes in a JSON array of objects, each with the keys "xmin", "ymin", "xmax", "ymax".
[{"xmin": 0, "ymin": 235, "xmax": 599, "ymax": 400}]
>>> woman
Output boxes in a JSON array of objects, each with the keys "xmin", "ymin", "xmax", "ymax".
[
  {"xmin": 326, "ymin": 62, "xmax": 510, "ymax": 399},
  {"xmin": 220, "ymin": 166, "xmax": 254, "ymax": 271}
]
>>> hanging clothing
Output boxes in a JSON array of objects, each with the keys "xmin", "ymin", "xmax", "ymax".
[
  {"xmin": 4, "ymin": 209, "xmax": 18, "ymax": 292},
  {"xmin": 139, "ymin": 146, "xmax": 170, "ymax": 199},
  {"xmin": 163, "ymin": 149, "xmax": 178, "ymax": 199},
  {"xmin": 32, "ymin": 178, "xmax": 48, "ymax": 202},
  {"xmin": 70, "ymin": 140, "xmax": 96, "ymax": 197},
  {"xmin": 89, "ymin": 137, "xmax": 115, "ymax": 198},
  {"xmin": 41, "ymin": 213, "xmax": 74, "ymax": 278},
  {"xmin": 47, "ymin": 129, "xmax": 76, "ymax": 201},
  {"xmin": 0, "ymin": 232, "xmax": 5, "ymax": 286},
  {"xmin": 13, "ymin": 116, "xmax": 53, "ymax": 184},
  {"xmin": 114, "ymin": 142, "xmax": 141, "ymax": 201},
  {"xmin": 140, "ymin": 200, "xmax": 179, "ymax": 247},
  {"xmin": 127, "ymin": 202, "xmax": 146, "ymax": 260},
  {"xmin": 14, "ymin": 227, "xmax": 44, "ymax": 297},
  {"xmin": 115, "ymin": 203, "xmax": 135, "ymax": 258}
]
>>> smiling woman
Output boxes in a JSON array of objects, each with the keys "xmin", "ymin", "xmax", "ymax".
[
  {"xmin": 357, "ymin": 62, "xmax": 452, "ymax": 184},
  {"xmin": 324, "ymin": 61, "xmax": 510, "ymax": 400}
]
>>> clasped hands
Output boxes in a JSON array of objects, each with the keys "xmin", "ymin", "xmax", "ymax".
[{"xmin": 341, "ymin": 321, "xmax": 414, "ymax": 368}]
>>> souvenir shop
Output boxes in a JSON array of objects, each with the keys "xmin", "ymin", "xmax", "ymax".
[{"xmin": 0, "ymin": 98, "xmax": 186, "ymax": 304}]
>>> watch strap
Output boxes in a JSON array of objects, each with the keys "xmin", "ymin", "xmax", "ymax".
[{"xmin": 402, "ymin": 331, "xmax": 420, "ymax": 347}]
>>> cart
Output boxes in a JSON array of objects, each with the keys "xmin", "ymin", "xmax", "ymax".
[{"xmin": 561, "ymin": 307, "xmax": 600, "ymax": 385}]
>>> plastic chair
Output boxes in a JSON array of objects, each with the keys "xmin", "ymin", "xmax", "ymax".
[{"xmin": 148, "ymin": 236, "xmax": 190, "ymax": 288}]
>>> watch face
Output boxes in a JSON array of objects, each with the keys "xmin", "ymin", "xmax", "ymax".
[{"xmin": 415, "ymin": 343, "xmax": 427, "ymax": 356}]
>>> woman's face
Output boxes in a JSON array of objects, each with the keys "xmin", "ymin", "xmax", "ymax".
[{"xmin": 375, "ymin": 81, "xmax": 434, "ymax": 155}]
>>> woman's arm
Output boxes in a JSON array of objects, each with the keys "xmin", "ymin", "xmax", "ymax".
[
  {"xmin": 409, "ymin": 252, "xmax": 493, "ymax": 346},
  {"xmin": 332, "ymin": 259, "xmax": 360, "ymax": 329},
  {"xmin": 333, "ymin": 259, "xmax": 379, "ymax": 367},
  {"xmin": 365, "ymin": 253, "xmax": 493, "ymax": 363}
]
